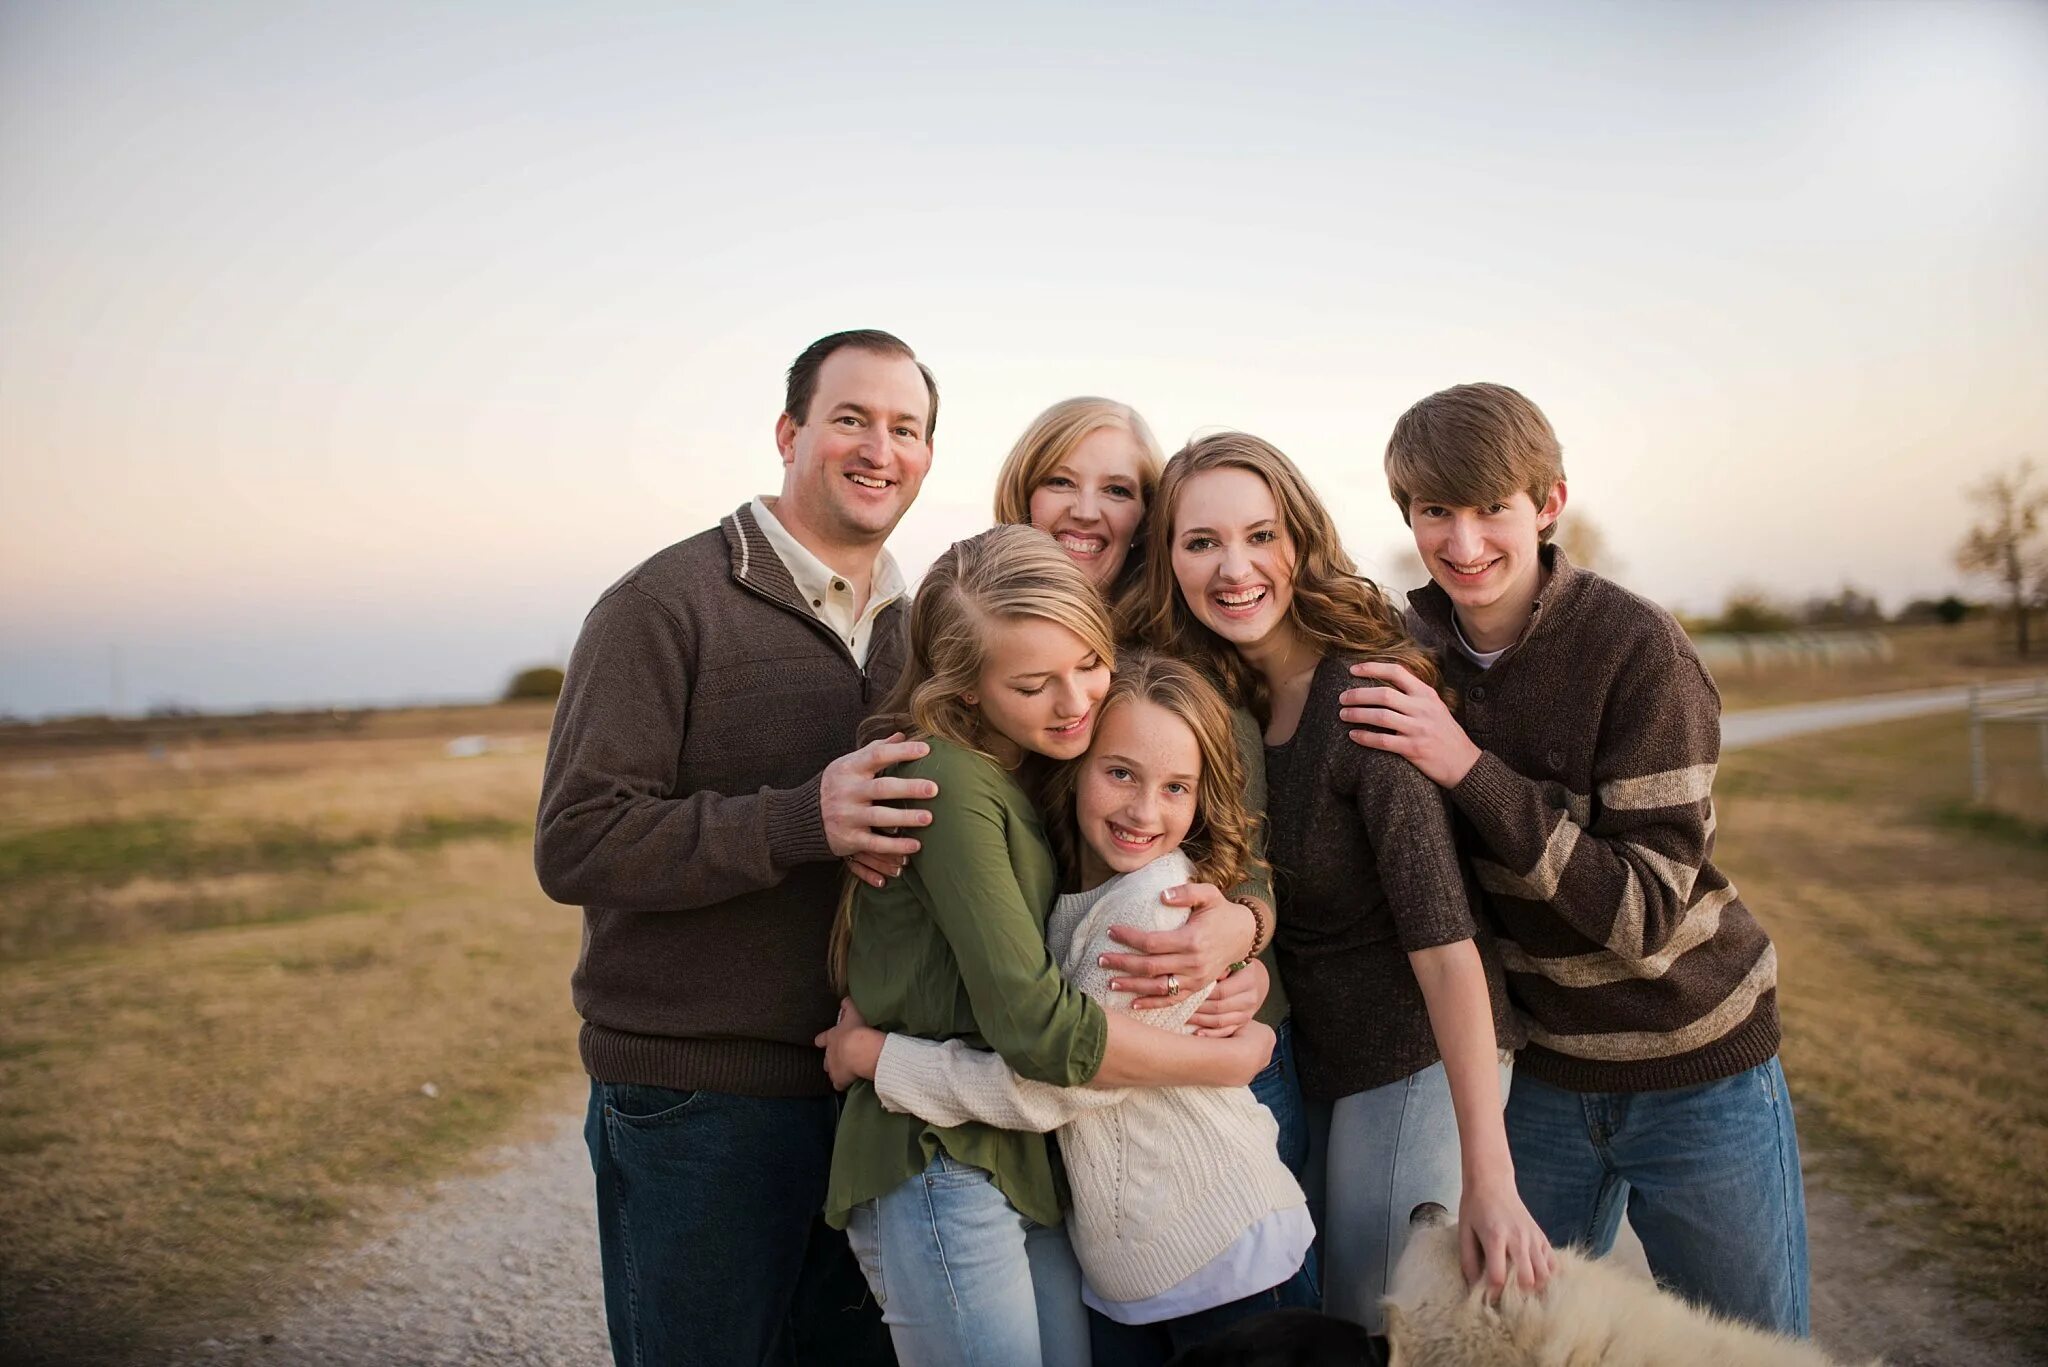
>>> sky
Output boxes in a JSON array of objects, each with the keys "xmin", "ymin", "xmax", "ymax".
[{"xmin": 3, "ymin": 1, "xmax": 2045, "ymax": 718}]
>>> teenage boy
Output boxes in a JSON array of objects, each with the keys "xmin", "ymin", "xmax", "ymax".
[
  {"xmin": 536, "ymin": 329, "xmax": 940, "ymax": 1366},
  {"xmin": 1336, "ymin": 383, "xmax": 1809, "ymax": 1338}
]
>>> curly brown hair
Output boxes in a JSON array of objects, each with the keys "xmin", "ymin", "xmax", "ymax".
[
  {"xmin": 1041, "ymin": 649, "xmax": 1265, "ymax": 896},
  {"xmin": 1116, "ymin": 432, "xmax": 1444, "ymax": 722}
]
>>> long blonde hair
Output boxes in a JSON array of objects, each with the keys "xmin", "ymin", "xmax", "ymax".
[
  {"xmin": 830, "ymin": 523, "xmax": 1117, "ymax": 989},
  {"xmin": 992, "ymin": 397, "xmax": 1166, "ymax": 608},
  {"xmin": 1042, "ymin": 650, "xmax": 1264, "ymax": 897},
  {"xmin": 1117, "ymin": 432, "xmax": 1444, "ymax": 722}
]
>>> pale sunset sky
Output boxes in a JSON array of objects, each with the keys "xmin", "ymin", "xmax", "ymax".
[{"xmin": 3, "ymin": 1, "xmax": 2045, "ymax": 717}]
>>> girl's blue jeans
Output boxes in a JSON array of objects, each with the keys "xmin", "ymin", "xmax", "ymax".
[{"xmin": 845, "ymin": 1151, "xmax": 1090, "ymax": 1367}]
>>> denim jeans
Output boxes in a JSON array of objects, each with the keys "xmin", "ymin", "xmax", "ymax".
[
  {"xmin": 844, "ymin": 1151, "xmax": 1090, "ymax": 1367},
  {"xmin": 1249, "ymin": 1018, "xmax": 1311, "ymax": 1186},
  {"xmin": 584, "ymin": 1080, "xmax": 893, "ymax": 1367},
  {"xmin": 1307, "ymin": 1057, "xmax": 1514, "ymax": 1334},
  {"xmin": 1504, "ymin": 1056, "xmax": 1811, "ymax": 1338},
  {"xmin": 1247, "ymin": 1017, "xmax": 1318, "ymax": 1301}
]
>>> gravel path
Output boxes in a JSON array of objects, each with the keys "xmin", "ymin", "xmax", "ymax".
[
  {"xmin": 164, "ymin": 687, "xmax": 2046, "ymax": 1365},
  {"xmin": 167, "ymin": 1109, "xmax": 2039, "ymax": 1366}
]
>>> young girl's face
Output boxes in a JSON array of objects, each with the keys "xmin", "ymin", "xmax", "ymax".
[
  {"xmin": 1073, "ymin": 697, "xmax": 1200, "ymax": 886},
  {"xmin": 968, "ymin": 615, "xmax": 1110, "ymax": 764}
]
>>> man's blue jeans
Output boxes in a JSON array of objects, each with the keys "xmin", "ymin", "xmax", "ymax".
[
  {"xmin": 1504, "ymin": 1055, "xmax": 1811, "ymax": 1338},
  {"xmin": 584, "ymin": 1080, "xmax": 894, "ymax": 1367}
]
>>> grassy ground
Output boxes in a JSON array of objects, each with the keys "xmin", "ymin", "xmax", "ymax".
[
  {"xmin": 0, "ymin": 707, "xmax": 579, "ymax": 1363},
  {"xmin": 3, "ymin": 685, "xmax": 2044, "ymax": 1357},
  {"xmin": 1716, "ymin": 712, "xmax": 2048, "ymax": 1321},
  {"xmin": 1707, "ymin": 617, "xmax": 2047, "ymax": 710}
]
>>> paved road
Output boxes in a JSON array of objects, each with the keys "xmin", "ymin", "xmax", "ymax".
[
  {"xmin": 171, "ymin": 682, "xmax": 2044, "ymax": 1365},
  {"xmin": 1721, "ymin": 680, "xmax": 2043, "ymax": 751}
]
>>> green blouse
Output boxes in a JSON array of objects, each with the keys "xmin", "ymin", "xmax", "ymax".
[{"xmin": 825, "ymin": 737, "xmax": 1109, "ymax": 1229}]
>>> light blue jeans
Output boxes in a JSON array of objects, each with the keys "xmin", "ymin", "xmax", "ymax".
[
  {"xmin": 845, "ymin": 1150, "xmax": 1090, "ymax": 1367},
  {"xmin": 1504, "ymin": 1055, "xmax": 1810, "ymax": 1338},
  {"xmin": 1307, "ymin": 1058, "xmax": 1513, "ymax": 1334}
]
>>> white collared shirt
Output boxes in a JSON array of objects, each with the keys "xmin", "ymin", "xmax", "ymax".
[{"xmin": 751, "ymin": 496, "xmax": 906, "ymax": 667}]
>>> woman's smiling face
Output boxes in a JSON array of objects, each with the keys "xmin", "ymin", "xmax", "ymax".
[
  {"xmin": 1169, "ymin": 466, "xmax": 1298, "ymax": 654},
  {"xmin": 1027, "ymin": 426, "xmax": 1150, "ymax": 591}
]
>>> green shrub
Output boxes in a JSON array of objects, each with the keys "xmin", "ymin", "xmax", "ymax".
[{"xmin": 503, "ymin": 666, "xmax": 564, "ymax": 701}]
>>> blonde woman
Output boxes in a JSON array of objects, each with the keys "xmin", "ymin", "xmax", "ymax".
[
  {"xmin": 822, "ymin": 525, "xmax": 1272, "ymax": 1367},
  {"xmin": 1123, "ymin": 434, "xmax": 1553, "ymax": 1345},
  {"xmin": 992, "ymin": 397, "xmax": 1165, "ymax": 606},
  {"xmin": 985, "ymin": 398, "xmax": 1310, "ymax": 1214}
]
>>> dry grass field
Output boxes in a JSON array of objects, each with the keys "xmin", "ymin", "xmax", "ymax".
[
  {"xmin": 1715, "ymin": 711, "xmax": 2048, "ymax": 1321},
  {"xmin": 2, "ymin": 656, "xmax": 2044, "ymax": 1360},
  {"xmin": 0, "ymin": 704, "xmax": 580, "ymax": 1362}
]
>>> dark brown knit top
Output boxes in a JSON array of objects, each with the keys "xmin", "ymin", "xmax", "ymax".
[
  {"xmin": 535, "ymin": 503, "xmax": 906, "ymax": 1098},
  {"xmin": 1264, "ymin": 655, "xmax": 1521, "ymax": 1101}
]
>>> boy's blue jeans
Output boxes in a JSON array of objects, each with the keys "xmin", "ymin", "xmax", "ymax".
[
  {"xmin": 584, "ymin": 1080, "xmax": 894, "ymax": 1367},
  {"xmin": 1504, "ymin": 1055, "xmax": 1811, "ymax": 1338}
]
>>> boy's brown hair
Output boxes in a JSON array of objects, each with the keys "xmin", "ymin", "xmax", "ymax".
[{"xmin": 1384, "ymin": 383, "xmax": 1566, "ymax": 542}]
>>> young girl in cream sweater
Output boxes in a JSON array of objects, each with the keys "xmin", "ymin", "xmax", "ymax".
[{"xmin": 821, "ymin": 651, "xmax": 1313, "ymax": 1363}]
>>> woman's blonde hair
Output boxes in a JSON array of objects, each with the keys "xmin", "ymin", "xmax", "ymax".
[
  {"xmin": 830, "ymin": 523, "xmax": 1117, "ymax": 988},
  {"xmin": 1118, "ymin": 432, "xmax": 1443, "ymax": 722},
  {"xmin": 1042, "ymin": 650, "xmax": 1264, "ymax": 897},
  {"xmin": 991, "ymin": 398, "xmax": 1166, "ymax": 606}
]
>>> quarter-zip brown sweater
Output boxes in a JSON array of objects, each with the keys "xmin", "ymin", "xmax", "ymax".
[
  {"xmin": 1408, "ymin": 545, "xmax": 1780, "ymax": 1093},
  {"xmin": 536, "ymin": 502, "xmax": 906, "ymax": 1097}
]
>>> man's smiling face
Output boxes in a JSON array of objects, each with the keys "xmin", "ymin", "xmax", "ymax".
[{"xmin": 774, "ymin": 347, "xmax": 933, "ymax": 552}]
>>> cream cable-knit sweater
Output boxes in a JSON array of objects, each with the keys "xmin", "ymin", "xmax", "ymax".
[{"xmin": 873, "ymin": 851, "xmax": 1307, "ymax": 1304}]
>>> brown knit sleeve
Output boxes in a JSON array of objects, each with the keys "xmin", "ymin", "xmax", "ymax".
[
  {"xmin": 1451, "ymin": 632, "xmax": 1722, "ymax": 961},
  {"xmin": 1355, "ymin": 750, "xmax": 1478, "ymax": 953},
  {"xmin": 534, "ymin": 581, "xmax": 832, "ymax": 912}
]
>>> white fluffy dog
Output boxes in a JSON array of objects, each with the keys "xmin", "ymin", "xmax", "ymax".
[{"xmin": 1383, "ymin": 1203, "xmax": 1875, "ymax": 1367}]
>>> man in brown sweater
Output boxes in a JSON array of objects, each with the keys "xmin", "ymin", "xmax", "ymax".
[
  {"xmin": 536, "ymin": 330, "xmax": 938, "ymax": 1366},
  {"xmin": 1336, "ymin": 384, "xmax": 1810, "ymax": 1339}
]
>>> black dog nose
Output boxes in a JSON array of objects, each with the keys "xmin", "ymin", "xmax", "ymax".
[{"xmin": 1409, "ymin": 1201, "xmax": 1450, "ymax": 1227}]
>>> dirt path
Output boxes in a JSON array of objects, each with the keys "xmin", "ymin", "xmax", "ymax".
[
  {"xmin": 163, "ymin": 690, "xmax": 2048, "ymax": 1364},
  {"xmin": 165, "ymin": 1105, "xmax": 2038, "ymax": 1366}
]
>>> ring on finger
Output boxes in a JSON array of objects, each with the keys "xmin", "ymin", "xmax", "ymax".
[{"xmin": 1166, "ymin": 974, "xmax": 1181, "ymax": 997}]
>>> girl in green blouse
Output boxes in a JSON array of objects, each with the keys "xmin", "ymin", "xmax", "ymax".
[{"xmin": 823, "ymin": 524, "xmax": 1273, "ymax": 1367}]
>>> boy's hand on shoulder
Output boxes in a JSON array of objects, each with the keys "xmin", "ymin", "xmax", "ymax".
[{"xmin": 1339, "ymin": 661, "xmax": 1482, "ymax": 789}]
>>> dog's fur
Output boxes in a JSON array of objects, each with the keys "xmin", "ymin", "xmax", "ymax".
[{"xmin": 1383, "ymin": 1204, "xmax": 1875, "ymax": 1367}]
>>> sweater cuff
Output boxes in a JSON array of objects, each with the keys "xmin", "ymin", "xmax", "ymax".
[
  {"xmin": 872, "ymin": 1035, "xmax": 928, "ymax": 1117},
  {"xmin": 1450, "ymin": 751, "xmax": 1528, "ymax": 847},
  {"xmin": 764, "ymin": 773, "xmax": 833, "ymax": 868}
]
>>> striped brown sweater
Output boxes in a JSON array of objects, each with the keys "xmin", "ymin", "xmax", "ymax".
[{"xmin": 1406, "ymin": 546, "xmax": 1780, "ymax": 1093}]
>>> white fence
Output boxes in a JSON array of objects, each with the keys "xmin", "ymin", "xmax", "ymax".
[{"xmin": 1691, "ymin": 630, "xmax": 1895, "ymax": 673}]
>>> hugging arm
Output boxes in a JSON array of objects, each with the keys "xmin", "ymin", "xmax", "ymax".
[
  {"xmin": 535, "ymin": 584, "xmax": 932, "ymax": 911},
  {"xmin": 870, "ymin": 865, "xmax": 1266, "ymax": 1124}
]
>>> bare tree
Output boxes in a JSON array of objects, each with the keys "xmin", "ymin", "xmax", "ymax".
[
  {"xmin": 1555, "ymin": 510, "xmax": 1618, "ymax": 575},
  {"xmin": 1955, "ymin": 459, "xmax": 2046, "ymax": 657}
]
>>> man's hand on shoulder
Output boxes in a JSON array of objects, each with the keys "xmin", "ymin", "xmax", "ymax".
[
  {"xmin": 1338, "ymin": 661, "xmax": 1482, "ymax": 789},
  {"xmin": 823, "ymin": 732, "xmax": 938, "ymax": 866}
]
